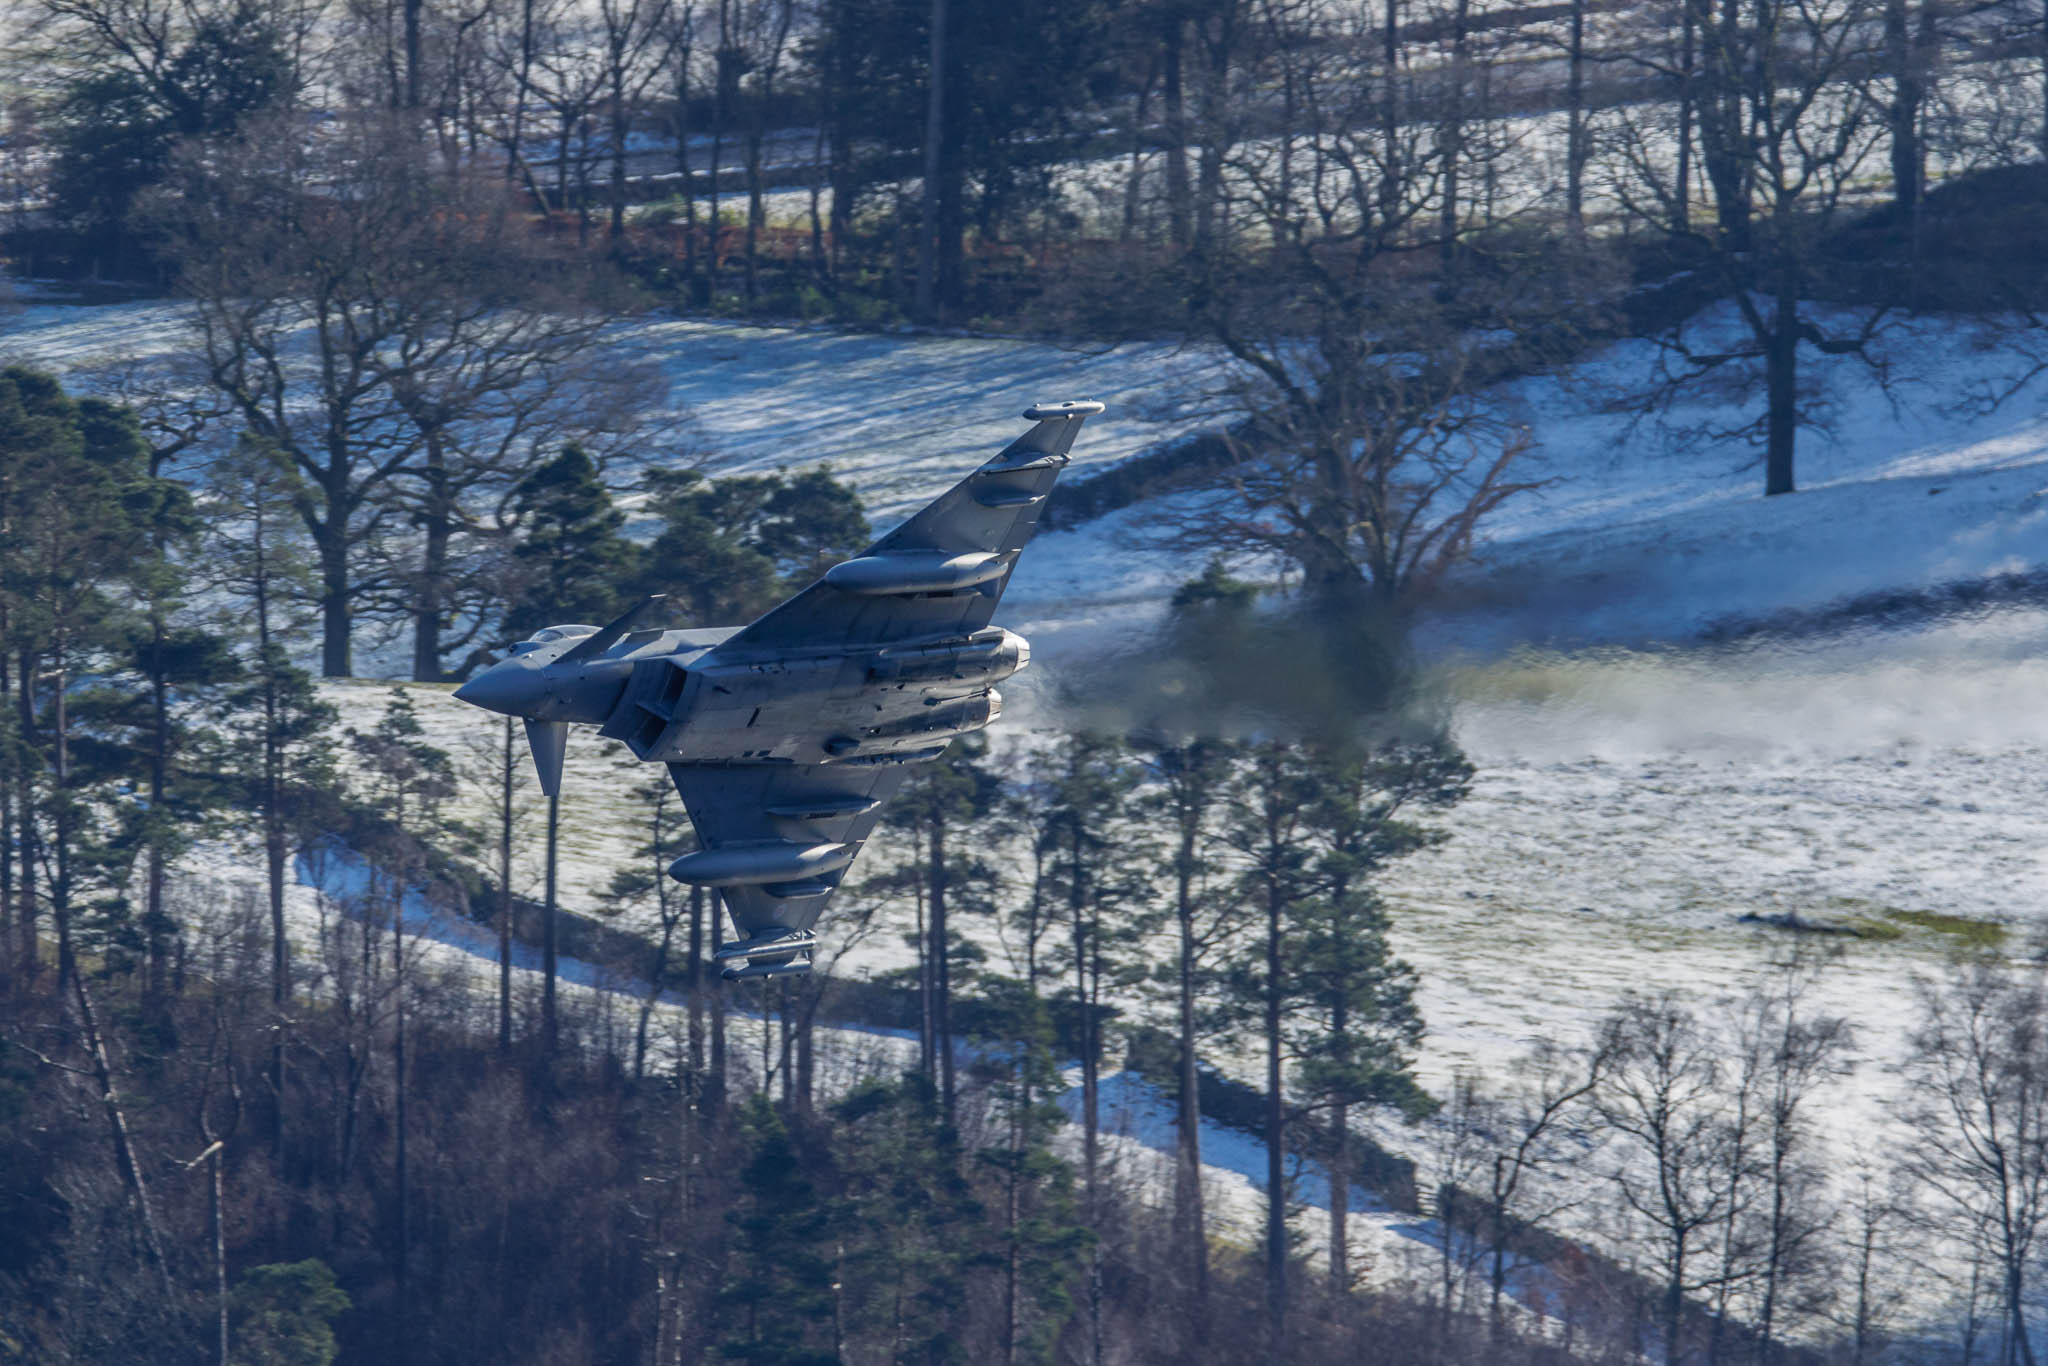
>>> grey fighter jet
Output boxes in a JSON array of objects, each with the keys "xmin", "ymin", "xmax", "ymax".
[{"xmin": 453, "ymin": 400, "xmax": 1102, "ymax": 980}]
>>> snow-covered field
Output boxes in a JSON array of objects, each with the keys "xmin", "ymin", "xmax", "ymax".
[{"xmin": 10, "ymin": 292, "xmax": 2048, "ymax": 1309}]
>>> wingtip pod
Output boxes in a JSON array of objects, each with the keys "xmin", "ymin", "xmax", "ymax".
[
  {"xmin": 1021, "ymin": 400, "xmax": 1105, "ymax": 421},
  {"xmin": 991, "ymin": 399, "xmax": 1105, "ymax": 467}
]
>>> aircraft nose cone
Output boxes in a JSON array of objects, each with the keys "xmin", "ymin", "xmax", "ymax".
[{"xmin": 453, "ymin": 663, "xmax": 541, "ymax": 717}]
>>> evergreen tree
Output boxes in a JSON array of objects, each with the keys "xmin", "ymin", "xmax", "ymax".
[
  {"xmin": 634, "ymin": 470, "xmax": 786, "ymax": 624},
  {"xmin": 835, "ymin": 1074, "xmax": 989, "ymax": 1362},
  {"xmin": 0, "ymin": 368, "xmax": 178, "ymax": 987},
  {"xmin": 80, "ymin": 618, "xmax": 237, "ymax": 991},
  {"xmin": 502, "ymin": 444, "xmax": 639, "ymax": 644},
  {"xmin": 47, "ymin": 3, "xmax": 299, "ymax": 276},
  {"xmin": 879, "ymin": 734, "xmax": 1003, "ymax": 1120},
  {"xmin": 127, "ymin": 465, "xmax": 212, "ymax": 1009},
  {"xmin": 718, "ymin": 1095, "xmax": 838, "ymax": 1365},
  {"xmin": 348, "ymin": 688, "xmax": 466, "ymax": 1359},
  {"xmin": 1287, "ymin": 739, "xmax": 1465, "ymax": 1290},
  {"xmin": 752, "ymin": 467, "xmax": 871, "ymax": 585},
  {"xmin": 1132, "ymin": 732, "xmax": 1242, "ymax": 1315},
  {"xmin": 972, "ymin": 977, "xmax": 1091, "ymax": 1366},
  {"xmin": 632, "ymin": 466, "xmax": 871, "ymax": 625},
  {"xmin": 211, "ymin": 437, "xmax": 337, "ymax": 1152},
  {"xmin": 72, "ymin": 410, "xmax": 220, "ymax": 1004},
  {"xmin": 349, "ymin": 690, "xmax": 459, "ymax": 841},
  {"xmin": 1216, "ymin": 739, "xmax": 1319, "ymax": 1348},
  {"xmin": 1032, "ymin": 731, "xmax": 1151, "ymax": 1361},
  {"xmin": 229, "ymin": 1259, "xmax": 351, "ymax": 1366}
]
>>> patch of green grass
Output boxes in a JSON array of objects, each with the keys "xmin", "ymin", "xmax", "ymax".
[
  {"xmin": 1840, "ymin": 916, "xmax": 1905, "ymax": 942},
  {"xmin": 1883, "ymin": 908, "xmax": 2008, "ymax": 949},
  {"xmin": 1821, "ymin": 897, "xmax": 2007, "ymax": 947}
]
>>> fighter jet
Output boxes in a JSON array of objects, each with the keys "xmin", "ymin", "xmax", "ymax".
[{"xmin": 453, "ymin": 400, "xmax": 1102, "ymax": 980}]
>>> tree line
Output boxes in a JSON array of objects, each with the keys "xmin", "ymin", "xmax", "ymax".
[{"xmin": 17, "ymin": 0, "xmax": 2048, "ymax": 550}]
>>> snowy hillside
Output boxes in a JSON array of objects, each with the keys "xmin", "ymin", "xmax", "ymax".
[{"xmin": 12, "ymin": 294, "xmax": 2048, "ymax": 1310}]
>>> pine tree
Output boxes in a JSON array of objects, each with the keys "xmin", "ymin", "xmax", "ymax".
[
  {"xmin": 973, "ymin": 977, "xmax": 1090, "ymax": 1366},
  {"xmin": 0, "ymin": 368, "xmax": 178, "ymax": 989},
  {"xmin": 212, "ymin": 438, "xmax": 337, "ymax": 1152},
  {"xmin": 633, "ymin": 469, "xmax": 785, "ymax": 624},
  {"xmin": 717, "ymin": 1095, "xmax": 838, "ymax": 1365},
  {"xmin": 1132, "ymin": 732, "xmax": 1241, "ymax": 1315},
  {"xmin": 502, "ymin": 444, "xmax": 639, "ymax": 645},
  {"xmin": 346, "ymin": 687, "xmax": 459, "ymax": 1359},
  {"xmin": 1217, "ymin": 739, "xmax": 1319, "ymax": 1349},
  {"xmin": 1286, "ymin": 739, "xmax": 1456, "ymax": 1292},
  {"xmin": 752, "ymin": 467, "xmax": 871, "ymax": 584},
  {"xmin": 632, "ymin": 466, "xmax": 871, "ymax": 626},
  {"xmin": 879, "ymin": 734, "xmax": 1003, "ymax": 1121},
  {"xmin": 834, "ymin": 1074, "xmax": 989, "ymax": 1362},
  {"xmin": 103, "ymin": 404, "xmax": 211, "ymax": 1011},
  {"xmin": 229, "ymin": 1259, "xmax": 351, "ymax": 1366},
  {"xmin": 79, "ymin": 610, "xmax": 236, "ymax": 1001},
  {"xmin": 1032, "ymin": 731, "xmax": 1151, "ymax": 1362}
]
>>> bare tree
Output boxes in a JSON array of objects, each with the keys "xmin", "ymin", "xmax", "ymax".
[
  {"xmin": 595, "ymin": 0, "xmax": 678, "ymax": 244},
  {"xmin": 499, "ymin": 0, "xmax": 608, "ymax": 229},
  {"xmin": 1625, "ymin": 0, "xmax": 1892, "ymax": 496},
  {"xmin": 154, "ymin": 113, "xmax": 655, "ymax": 678},
  {"xmin": 1596, "ymin": 992, "xmax": 1740, "ymax": 1366},
  {"xmin": 1903, "ymin": 958, "xmax": 2048, "ymax": 1366},
  {"xmin": 1475, "ymin": 1040, "xmax": 1609, "ymax": 1340},
  {"xmin": 1185, "ymin": 305, "xmax": 1544, "ymax": 610},
  {"xmin": 1177, "ymin": 8, "xmax": 1597, "ymax": 609},
  {"xmin": 733, "ymin": 0, "xmax": 794, "ymax": 308},
  {"xmin": 1836, "ymin": 1153, "xmax": 1911, "ymax": 1366},
  {"xmin": 1739, "ymin": 961, "xmax": 1854, "ymax": 1362}
]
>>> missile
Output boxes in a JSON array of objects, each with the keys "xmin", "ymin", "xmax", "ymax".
[
  {"xmin": 714, "ymin": 930, "xmax": 818, "ymax": 963},
  {"xmin": 721, "ymin": 958, "xmax": 814, "ymax": 982}
]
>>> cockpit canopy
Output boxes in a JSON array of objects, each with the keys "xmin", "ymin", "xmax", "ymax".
[{"xmin": 509, "ymin": 624, "xmax": 601, "ymax": 655}]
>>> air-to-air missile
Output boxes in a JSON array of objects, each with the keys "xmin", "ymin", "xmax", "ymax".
[{"xmin": 453, "ymin": 400, "xmax": 1102, "ymax": 980}]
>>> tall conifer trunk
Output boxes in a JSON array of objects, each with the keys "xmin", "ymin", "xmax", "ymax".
[
  {"xmin": 543, "ymin": 791, "xmax": 560, "ymax": 1053},
  {"xmin": 710, "ymin": 898, "xmax": 727, "ymax": 1100},
  {"xmin": 51, "ymin": 636, "xmax": 74, "ymax": 993},
  {"xmin": 15, "ymin": 650, "xmax": 37, "ymax": 976},
  {"xmin": 498, "ymin": 718, "xmax": 514, "ymax": 1051},
  {"xmin": 917, "ymin": 0, "xmax": 946, "ymax": 318},
  {"xmin": 688, "ymin": 885, "xmax": 705, "ymax": 1076},
  {"xmin": 932, "ymin": 811, "xmax": 954, "ymax": 1121},
  {"xmin": 252, "ymin": 493, "xmax": 291, "ymax": 1157},
  {"xmin": 1263, "ymin": 859, "xmax": 1285, "ymax": 1348},
  {"xmin": 0, "ymin": 651, "xmax": 12, "ymax": 981},
  {"xmin": 144, "ymin": 601, "xmax": 170, "ymax": 1003},
  {"xmin": 1168, "ymin": 758, "xmax": 1209, "ymax": 1305},
  {"xmin": 393, "ymin": 874, "xmax": 411, "ymax": 1363}
]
